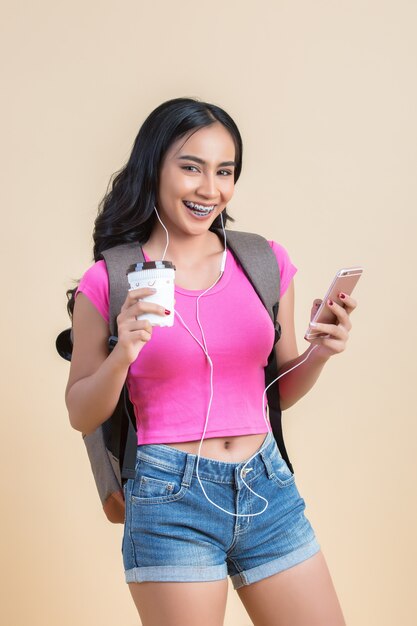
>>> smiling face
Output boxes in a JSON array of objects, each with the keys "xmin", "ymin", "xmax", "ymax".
[{"xmin": 156, "ymin": 122, "xmax": 236, "ymax": 237}]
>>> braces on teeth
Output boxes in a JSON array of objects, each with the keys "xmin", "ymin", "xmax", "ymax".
[{"xmin": 184, "ymin": 201, "xmax": 215, "ymax": 213}]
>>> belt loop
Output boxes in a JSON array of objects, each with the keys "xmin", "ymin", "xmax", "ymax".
[
  {"xmin": 260, "ymin": 434, "xmax": 275, "ymax": 479},
  {"xmin": 181, "ymin": 453, "xmax": 195, "ymax": 487}
]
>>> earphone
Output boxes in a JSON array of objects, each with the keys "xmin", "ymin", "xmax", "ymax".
[{"xmin": 153, "ymin": 206, "xmax": 318, "ymax": 516}]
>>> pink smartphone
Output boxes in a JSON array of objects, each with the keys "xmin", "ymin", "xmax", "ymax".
[{"xmin": 304, "ymin": 267, "xmax": 363, "ymax": 340}]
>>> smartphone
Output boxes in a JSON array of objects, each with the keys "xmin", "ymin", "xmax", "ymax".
[{"xmin": 304, "ymin": 267, "xmax": 363, "ymax": 340}]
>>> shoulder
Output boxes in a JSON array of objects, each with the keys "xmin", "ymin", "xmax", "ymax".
[
  {"xmin": 223, "ymin": 230, "xmax": 298, "ymax": 298},
  {"xmin": 76, "ymin": 260, "xmax": 109, "ymax": 322},
  {"xmin": 266, "ymin": 240, "xmax": 293, "ymax": 266},
  {"xmin": 78, "ymin": 259, "xmax": 109, "ymax": 294},
  {"xmin": 78, "ymin": 259, "xmax": 108, "ymax": 283},
  {"xmin": 266, "ymin": 240, "xmax": 298, "ymax": 298}
]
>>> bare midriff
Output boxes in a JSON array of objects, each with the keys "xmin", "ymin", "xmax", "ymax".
[{"xmin": 163, "ymin": 432, "xmax": 268, "ymax": 463}]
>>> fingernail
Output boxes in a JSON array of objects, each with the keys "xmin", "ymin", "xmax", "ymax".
[
  {"xmin": 328, "ymin": 299, "xmax": 333, "ymax": 306},
  {"xmin": 339, "ymin": 293, "xmax": 346, "ymax": 299},
  {"xmin": 165, "ymin": 309, "xmax": 171, "ymax": 315}
]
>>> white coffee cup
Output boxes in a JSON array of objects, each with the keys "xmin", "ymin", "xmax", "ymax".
[{"xmin": 126, "ymin": 260, "xmax": 176, "ymax": 327}]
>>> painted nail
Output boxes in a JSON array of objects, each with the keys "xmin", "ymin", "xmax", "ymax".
[
  {"xmin": 165, "ymin": 309, "xmax": 171, "ymax": 315},
  {"xmin": 328, "ymin": 299, "xmax": 333, "ymax": 306},
  {"xmin": 339, "ymin": 293, "xmax": 346, "ymax": 299}
]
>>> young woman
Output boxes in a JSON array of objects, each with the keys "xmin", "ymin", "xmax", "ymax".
[{"xmin": 66, "ymin": 98, "xmax": 355, "ymax": 626}]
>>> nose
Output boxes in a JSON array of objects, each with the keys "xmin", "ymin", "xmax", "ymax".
[{"xmin": 197, "ymin": 172, "xmax": 218, "ymax": 199}]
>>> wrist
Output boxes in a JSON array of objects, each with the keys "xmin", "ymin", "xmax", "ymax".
[
  {"xmin": 107, "ymin": 343, "xmax": 132, "ymax": 374},
  {"xmin": 308, "ymin": 343, "xmax": 331, "ymax": 365}
]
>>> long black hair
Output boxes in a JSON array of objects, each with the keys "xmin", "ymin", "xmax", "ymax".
[
  {"xmin": 93, "ymin": 97, "xmax": 243, "ymax": 259},
  {"xmin": 66, "ymin": 97, "xmax": 243, "ymax": 316}
]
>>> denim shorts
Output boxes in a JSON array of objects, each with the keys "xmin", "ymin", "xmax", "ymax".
[{"xmin": 121, "ymin": 432, "xmax": 320, "ymax": 589}]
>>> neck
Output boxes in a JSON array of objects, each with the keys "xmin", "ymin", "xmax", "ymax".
[{"xmin": 145, "ymin": 223, "xmax": 224, "ymax": 264}]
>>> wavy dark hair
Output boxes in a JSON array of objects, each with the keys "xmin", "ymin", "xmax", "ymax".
[
  {"xmin": 66, "ymin": 97, "xmax": 243, "ymax": 317},
  {"xmin": 93, "ymin": 97, "xmax": 242, "ymax": 259}
]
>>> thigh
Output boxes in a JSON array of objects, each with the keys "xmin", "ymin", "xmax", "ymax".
[
  {"xmin": 128, "ymin": 579, "xmax": 229, "ymax": 626},
  {"xmin": 236, "ymin": 550, "xmax": 346, "ymax": 626}
]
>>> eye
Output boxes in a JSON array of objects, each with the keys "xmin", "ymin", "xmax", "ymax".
[
  {"xmin": 181, "ymin": 165, "xmax": 199, "ymax": 173},
  {"xmin": 218, "ymin": 169, "xmax": 233, "ymax": 176}
]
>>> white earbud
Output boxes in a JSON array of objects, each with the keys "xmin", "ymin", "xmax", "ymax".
[{"xmin": 220, "ymin": 250, "xmax": 227, "ymax": 274}]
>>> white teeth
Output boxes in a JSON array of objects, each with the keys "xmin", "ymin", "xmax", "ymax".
[{"xmin": 184, "ymin": 201, "xmax": 215, "ymax": 212}]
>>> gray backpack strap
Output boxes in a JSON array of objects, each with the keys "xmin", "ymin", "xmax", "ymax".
[
  {"xmin": 81, "ymin": 241, "xmax": 145, "ymax": 524},
  {"xmin": 213, "ymin": 228, "xmax": 281, "ymax": 334},
  {"xmin": 101, "ymin": 242, "xmax": 145, "ymax": 336},
  {"xmin": 213, "ymin": 228, "xmax": 294, "ymax": 473},
  {"xmin": 101, "ymin": 240, "xmax": 146, "ymax": 479}
]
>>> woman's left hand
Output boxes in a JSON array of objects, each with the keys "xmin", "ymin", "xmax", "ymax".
[{"xmin": 306, "ymin": 293, "xmax": 357, "ymax": 359}]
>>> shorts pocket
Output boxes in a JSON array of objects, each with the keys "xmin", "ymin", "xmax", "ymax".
[
  {"xmin": 270, "ymin": 447, "xmax": 296, "ymax": 488},
  {"xmin": 130, "ymin": 460, "xmax": 189, "ymax": 505}
]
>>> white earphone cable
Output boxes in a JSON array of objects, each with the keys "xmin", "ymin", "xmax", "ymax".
[
  {"xmin": 154, "ymin": 207, "xmax": 169, "ymax": 261},
  {"xmin": 153, "ymin": 206, "xmax": 318, "ymax": 517}
]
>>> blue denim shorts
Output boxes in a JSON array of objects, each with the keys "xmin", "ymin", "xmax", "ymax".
[{"xmin": 121, "ymin": 432, "xmax": 320, "ymax": 589}]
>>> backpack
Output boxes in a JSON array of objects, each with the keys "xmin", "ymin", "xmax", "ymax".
[{"xmin": 56, "ymin": 229, "xmax": 293, "ymax": 524}]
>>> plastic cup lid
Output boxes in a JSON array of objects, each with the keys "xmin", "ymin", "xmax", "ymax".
[{"xmin": 127, "ymin": 260, "xmax": 176, "ymax": 274}]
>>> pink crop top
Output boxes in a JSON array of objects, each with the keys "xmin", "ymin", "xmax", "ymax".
[{"xmin": 76, "ymin": 240, "xmax": 297, "ymax": 444}]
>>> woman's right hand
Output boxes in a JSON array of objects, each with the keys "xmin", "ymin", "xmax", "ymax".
[{"xmin": 112, "ymin": 287, "xmax": 168, "ymax": 366}]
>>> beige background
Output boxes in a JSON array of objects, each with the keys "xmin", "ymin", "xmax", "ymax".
[{"xmin": 1, "ymin": 1, "xmax": 416, "ymax": 624}]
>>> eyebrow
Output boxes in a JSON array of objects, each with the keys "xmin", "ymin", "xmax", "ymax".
[{"xmin": 177, "ymin": 155, "xmax": 236, "ymax": 167}]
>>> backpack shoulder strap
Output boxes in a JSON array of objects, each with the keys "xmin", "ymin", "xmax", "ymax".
[
  {"xmin": 101, "ymin": 242, "xmax": 145, "ymax": 336},
  {"xmin": 213, "ymin": 228, "xmax": 281, "ymax": 339},
  {"xmin": 213, "ymin": 228, "xmax": 294, "ymax": 472},
  {"xmin": 100, "ymin": 242, "xmax": 144, "ymax": 485}
]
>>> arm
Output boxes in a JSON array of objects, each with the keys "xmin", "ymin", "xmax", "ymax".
[
  {"xmin": 65, "ymin": 289, "xmax": 166, "ymax": 435},
  {"xmin": 274, "ymin": 278, "xmax": 357, "ymax": 410}
]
